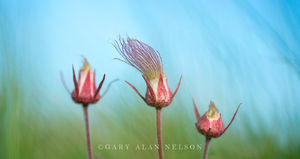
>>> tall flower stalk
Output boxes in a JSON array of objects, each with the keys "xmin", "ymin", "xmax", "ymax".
[
  {"xmin": 83, "ymin": 104, "xmax": 92, "ymax": 159},
  {"xmin": 62, "ymin": 57, "xmax": 106, "ymax": 159},
  {"xmin": 193, "ymin": 99, "xmax": 241, "ymax": 159},
  {"xmin": 114, "ymin": 36, "xmax": 182, "ymax": 159}
]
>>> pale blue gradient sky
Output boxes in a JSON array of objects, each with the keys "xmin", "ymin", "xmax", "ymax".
[{"xmin": 1, "ymin": 0, "xmax": 300, "ymax": 137}]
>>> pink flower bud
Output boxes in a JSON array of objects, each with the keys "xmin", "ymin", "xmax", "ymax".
[
  {"xmin": 71, "ymin": 57, "xmax": 105, "ymax": 105},
  {"xmin": 144, "ymin": 73, "xmax": 173, "ymax": 107},
  {"xmin": 114, "ymin": 37, "xmax": 182, "ymax": 108},
  {"xmin": 193, "ymin": 100, "xmax": 241, "ymax": 138}
]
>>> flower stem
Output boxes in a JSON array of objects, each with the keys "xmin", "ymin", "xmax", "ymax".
[
  {"xmin": 202, "ymin": 137, "xmax": 211, "ymax": 159},
  {"xmin": 83, "ymin": 105, "xmax": 93, "ymax": 159},
  {"xmin": 156, "ymin": 108, "xmax": 163, "ymax": 159}
]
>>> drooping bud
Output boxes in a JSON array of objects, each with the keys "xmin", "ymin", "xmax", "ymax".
[
  {"xmin": 114, "ymin": 36, "xmax": 182, "ymax": 108},
  {"xmin": 71, "ymin": 57, "xmax": 105, "ymax": 105},
  {"xmin": 193, "ymin": 99, "xmax": 241, "ymax": 138}
]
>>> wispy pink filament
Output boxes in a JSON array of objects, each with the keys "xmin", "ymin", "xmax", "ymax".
[{"xmin": 114, "ymin": 37, "xmax": 163, "ymax": 79}]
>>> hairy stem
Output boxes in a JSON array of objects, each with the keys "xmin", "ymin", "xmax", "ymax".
[
  {"xmin": 156, "ymin": 108, "xmax": 163, "ymax": 159},
  {"xmin": 83, "ymin": 105, "xmax": 93, "ymax": 159},
  {"xmin": 202, "ymin": 137, "xmax": 211, "ymax": 159}
]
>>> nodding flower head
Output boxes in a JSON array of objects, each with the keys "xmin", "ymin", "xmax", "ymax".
[
  {"xmin": 71, "ymin": 57, "xmax": 105, "ymax": 105},
  {"xmin": 114, "ymin": 36, "xmax": 182, "ymax": 108},
  {"xmin": 193, "ymin": 100, "xmax": 241, "ymax": 138}
]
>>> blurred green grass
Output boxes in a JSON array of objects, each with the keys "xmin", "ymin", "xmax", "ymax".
[
  {"xmin": 1, "ymin": 73, "xmax": 300, "ymax": 159},
  {"xmin": 0, "ymin": 54, "xmax": 299, "ymax": 159}
]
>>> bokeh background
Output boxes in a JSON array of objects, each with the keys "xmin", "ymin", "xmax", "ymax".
[{"xmin": 1, "ymin": 0, "xmax": 300, "ymax": 159}]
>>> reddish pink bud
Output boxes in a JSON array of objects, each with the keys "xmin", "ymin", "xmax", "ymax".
[
  {"xmin": 71, "ymin": 57, "xmax": 105, "ymax": 105},
  {"xmin": 114, "ymin": 37, "xmax": 182, "ymax": 108},
  {"xmin": 193, "ymin": 100, "xmax": 241, "ymax": 138},
  {"xmin": 142, "ymin": 73, "xmax": 182, "ymax": 107}
]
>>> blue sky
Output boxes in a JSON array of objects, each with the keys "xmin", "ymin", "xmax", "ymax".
[{"xmin": 1, "ymin": 0, "xmax": 300, "ymax": 137}]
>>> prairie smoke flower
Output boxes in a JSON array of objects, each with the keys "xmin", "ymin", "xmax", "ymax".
[
  {"xmin": 193, "ymin": 99, "xmax": 241, "ymax": 159},
  {"xmin": 72, "ymin": 57, "xmax": 105, "ymax": 105},
  {"xmin": 114, "ymin": 36, "xmax": 182, "ymax": 159},
  {"xmin": 114, "ymin": 37, "xmax": 182, "ymax": 108},
  {"xmin": 62, "ymin": 57, "xmax": 106, "ymax": 159}
]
